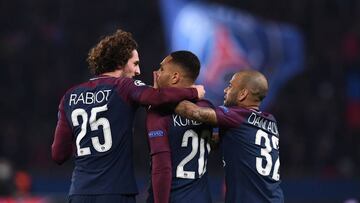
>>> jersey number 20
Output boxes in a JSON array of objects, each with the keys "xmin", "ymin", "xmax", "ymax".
[
  {"xmin": 176, "ymin": 130, "xmax": 210, "ymax": 179},
  {"xmin": 255, "ymin": 129, "xmax": 280, "ymax": 181},
  {"xmin": 71, "ymin": 104, "xmax": 112, "ymax": 156}
]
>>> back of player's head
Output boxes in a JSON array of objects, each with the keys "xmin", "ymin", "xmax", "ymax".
[
  {"xmin": 169, "ymin": 50, "xmax": 200, "ymax": 82},
  {"xmin": 237, "ymin": 70, "xmax": 268, "ymax": 102},
  {"xmin": 87, "ymin": 29, "xmax": 138, "ymax": 75}
]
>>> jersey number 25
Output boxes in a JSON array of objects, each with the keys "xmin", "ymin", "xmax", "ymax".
[{"xmin": 71, "ymin": 104, "xmax": 112, "ymax": 156}]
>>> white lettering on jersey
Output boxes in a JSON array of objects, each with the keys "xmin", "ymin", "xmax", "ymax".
[
  {"xmin": 173, "ymin": 114, "xmax": 202, "ymax": 127},
  {"xmin": 69, "ymin": 90, "xmax": 112, "ymax": 106},
  {"xmin": 247, "ymin": 112, "xmax": 278, "ymax": 135}
]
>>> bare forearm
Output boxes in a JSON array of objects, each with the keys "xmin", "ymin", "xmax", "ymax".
[{"xmin": 175, "ymin": 101, "xmax": 218, "ymax": 125}]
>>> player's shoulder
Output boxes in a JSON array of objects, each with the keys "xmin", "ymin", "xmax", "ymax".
[
  {"xmin": 84, "ymin": 76, "xmax": 143, "ymax": 86},
  {"xmin": 57, "ymin": 81, "xmax": 85, "ymax": 107},
  {"xmin": 216, "ymin": 105, "xmax": 249, "ymax": 114},
  {"xmin": 62, "ymin": 77, "xmax": 114, "ymax": 98},
  {"xmin": 245, "ymin": 108, "xmax": 278, "ymax": 123},
  {"xmin": 91, "ymin": 76, "xmax": 148, "ymax": 90},
  {"xmin": 114, "ymin": 76, "xmax": 147, "ymax": 87},
  {"xmin": 215, "ymin": 106, "xmax": 256, "ymax": 123},
  {"xmin": 62, "ymin": 80, "xmax": 89, "ymax": 96},
  {"xmin": 195, "ymin": 99, "xmax": 214, "ymax": 108},
  {"xmin": 259, "ymin": 110, "xmax": 277, "ymax": 122}
]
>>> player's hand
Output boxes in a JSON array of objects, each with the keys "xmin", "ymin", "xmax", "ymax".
[
  {"xmin": 153, "ymin": 71, "xmax": 159, "ymax": 89},
  {"xmin": 209, "ymin": 131, "xmax": 220, "ymax": 150},
  {"xmin": 192, "ymin": 85, "xmax": 205, "ymax": 99}
]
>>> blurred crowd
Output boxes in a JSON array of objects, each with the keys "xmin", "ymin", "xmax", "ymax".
[{"xmin": 0, "ymin": 0, "xmax": 359, "ymax": 196}]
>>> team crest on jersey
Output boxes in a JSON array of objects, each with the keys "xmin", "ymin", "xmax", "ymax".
[
  {"xmin": 134, "ymin": 80, "xmax": 146, "ymax": 86},
  {"xmin": 148, "ymin": 130, "xmax": 164, "ymax": 138}
]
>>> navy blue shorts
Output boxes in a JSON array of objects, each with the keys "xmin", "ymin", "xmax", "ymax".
[{"xmin": 69, "ymin": 194, "xmax": 136, "ymax": 203}]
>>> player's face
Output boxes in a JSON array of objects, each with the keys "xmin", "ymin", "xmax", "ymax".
[
  {"xmin": 156, "ymin": 56, "xmax": 174, "ymax": 88},
  {"xmin": 122, "ymin": 50, "xmax": 140, "ymax": 78},
  {"xmin": 223, "ymin": 74, "xmax": 240, "ymax": 106}
]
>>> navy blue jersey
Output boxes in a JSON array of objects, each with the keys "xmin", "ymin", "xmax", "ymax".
[
  {"xmin": 147, "ymin": 100, "xmax": 213, "ymax": 203},
  {"xmin": 52, "ymin": 76, "xmax": 198, "ymax": 196},
  {"xmin": 69, "ymin": 194, "xmax": 135, "ymax": 203},
  {"xmin": 215, "ymin": 106, "xmax": 284, "ymax": 203}
]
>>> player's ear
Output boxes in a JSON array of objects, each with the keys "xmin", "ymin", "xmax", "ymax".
[
  {"xmin": 171, "ymin": 72, "xmax": 180, "ymax": 85},
  {"xmin": 237, "ymin": 88, "xmax": 248, "ymax": 101},
  {"xmin": 115, "ymin": 65, "xmax": 125, "ymax": 77},
  {"xmin": 116, "ymin": 64, "xmax": 124, "ymax": 70}
]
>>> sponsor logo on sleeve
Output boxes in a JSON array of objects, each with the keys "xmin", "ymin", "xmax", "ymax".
[
  {"xmin": 134, "ymin": 80, "xmax": 146, "ymax": 86},
  {"xmin": 148, "ymin": 130, "xmax": 164, "ymax": 138}
]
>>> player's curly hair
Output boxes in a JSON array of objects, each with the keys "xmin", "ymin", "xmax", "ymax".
[{"xmin": 87, "ymin": 29, "xmax": 138, "ymax": 75}]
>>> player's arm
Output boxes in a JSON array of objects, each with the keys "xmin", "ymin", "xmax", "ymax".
[
  {"xmin": 194, "ymin": 100, "xmax": 220, "ymax": 149},
  {"xmin": 121, "ymin": 78, "xmax": 205, "ymax": 107},
  {"xmin": 137, "ymin": 85, "xmax": 204, "ymax": 107},
  {"xmin": 51, "ymin": 97, "xmax": 73, "ymax": 165},
  {"xmin": 152, "ymin": 152, "xmax": 172, "ymax": 203},
  {"xmin": 176, "ymin": 101, "xmax": 245, "ymax": 128},
  {"xmin": 175, "ymin": 100, "xmax": 218, "ymax": 125},
  {"xmin": 147, "ymin": 110, "xmax": 172, "ymax": 203}
]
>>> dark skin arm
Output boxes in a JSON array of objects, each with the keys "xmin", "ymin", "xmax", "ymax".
[{"xmin": 175, "ymin": 100, "xmax": 218, "ymax": 126}]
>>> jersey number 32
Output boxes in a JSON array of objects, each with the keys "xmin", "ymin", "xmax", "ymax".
[{"xmin": 255, "ymin": 129, "xmax": 280, "ymax": 181}]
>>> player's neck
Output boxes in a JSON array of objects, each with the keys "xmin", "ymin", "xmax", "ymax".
[
  {"xmin": 102, "ymin": 70, "xmax": 123, "ymax": 78},
  {"xmin": 238, "ymin": 101, "xmax": 260, "ymax": 110},
  {"xmin": 171, "ymin": 80, "xmax": 193, "ymax": 88}
]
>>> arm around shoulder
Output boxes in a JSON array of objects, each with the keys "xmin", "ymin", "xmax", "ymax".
[
  {"xmin": 175, "ymin": 100, "xmax": 218, "ymax": 125},
  {"xmin": 141, "ymin": 87, "xmax": 198, "ymax": 107}
]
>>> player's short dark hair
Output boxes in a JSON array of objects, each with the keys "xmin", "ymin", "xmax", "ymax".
[
  {"xmin": 170, "ymin": 50, "xmax": 200, "ymax": 82},
  {"xmin": 238, "ymin": 70, "xmax": 268, "ymax": 102},
  {"xmin": 87, "ymin": 29, "xmax": 138, "ymax": 75}
]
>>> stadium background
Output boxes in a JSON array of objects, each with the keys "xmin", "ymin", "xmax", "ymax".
[{"xmin": 0, "ymin": 0, "xmax": 359, "ymax": 202}]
